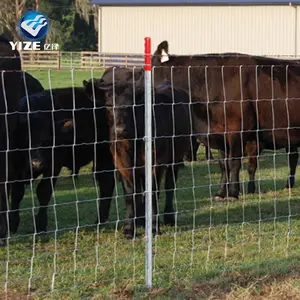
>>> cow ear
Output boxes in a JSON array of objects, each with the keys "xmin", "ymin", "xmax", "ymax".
[
  {"xmin": 83, "ymin": 80, "xmax": 89, "ymax": 87},
  {"xmin": 156, "ymin": 40, "xmax": 169, "ymax": 63},
  {"xmin": 157, "ymin": 40, "xmax": 169, "ymax": 54},
  {"xmin": 95, "ymin": 81, "xmax": 113, "ymax": 91},
  {"xmin": 161, "ymin": 49, "xmax": 169, "ymax": 63}
]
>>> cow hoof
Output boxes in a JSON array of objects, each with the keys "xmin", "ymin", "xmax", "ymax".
[
  {"xmin": 124, "ymin": 229, "xmax": 135, "ymax": 240},
  {"xmin": 136, "ymin": 217, "xmax": 145, "ymax": 228},
  {"xmin": 36, "ymin": 227, "xmax": 47, "ymax": 234},
  {"xmin": 224, "ymin": 196, "xmax": 239, "ymax": 202},
  {"xmin": 9, "ymin": 225, "xmax": 18, "ymax": 235},
  {"xmin": 125, "ymin": 234, "xmax": 134, "ymax": 240},
  {"xmin": 9, "ymin": 218, "xmax": 20, "ymax": 234},
  {"xmin": 95, "ymin": 219, "xmax": 108, "ymax": 225},
  {"xmin": 35, "ymin": 216, "xmax": 48, "ymax": 234},
  {"xmin": 0, "ymin": 239, "xmax": 7, "ymax": 247},
  {"xmin": 164, "ymin": 214, "xmax": 175, "ymax": 226},
  {"xmin": 37, "ymin": 232, "xmax": 50, "ymax": 243},
  {"xmin": 153, "ymin": 229, "xmax": 162, "ymax": 236},
  {"xmin": 213, "ymin": 195, "xmax": 225, "ymax": 202}
]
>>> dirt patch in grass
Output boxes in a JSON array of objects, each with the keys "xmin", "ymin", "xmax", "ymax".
[
  {"xmin": 172, "ymin": 270, "xmax": 300, "ymax": 300},
  {"xmin": 105, "ymin": 268, "xmax": 300, "ymax": 299},
  {"xmin": 0, "ymin": 289, "xmax": 34, "ymax": 300}
]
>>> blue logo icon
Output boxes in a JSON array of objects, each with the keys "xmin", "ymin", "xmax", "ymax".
[{"xmin": 18, "ymin": 10, "xmax": 49, "ymax": 41}]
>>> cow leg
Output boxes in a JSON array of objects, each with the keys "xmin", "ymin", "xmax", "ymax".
[
  {"xmin": 35, "ymin": 172, "xmax": 59, "ymax": 233},
  {"xmin": 227, "ymin": 135, "xmax": 243, "ymax": 199},
  {"xmin": 0, "ymin": 183, "xmax": 9, "ymax": 247},
  {"xmin": 152, "ymin": 166, "xmax": 163, "ymax": 236},
  {"xmin": 285, "ymin": 146, "xmax": 299, "ymax": 189},
  {"xmin": 164, "ymin": 164, "xmax": 180, "ymax": 226},
  {"xmin": 124, "ymin": 176, "xmax": 145, "ymax": 229},
  {"xmin": 95, "ymin": 170, "xmax": 115, "ymax": 224},
  {"xmin": 134, "ymin": 177, "xmax": 145, "ymax": 228},
  {"xmin": 95, "ymin": 146, "xmax": 115, "ymax": 224},
  {"xmin": 9, "ymin": 181, "xmax": 25, "ymax": 234},
  {"xmin": 245, "ymin": 141, "xmax": 259, "ymax": 194},
  {"xmin": 114, "ymin": 153, "xmax": 142, "ymax": 238},
  {"xmin": 214, "ymin": 150, "xmax": 230, "ymax": 200},
  {"xmin": 121, "ymin": 177, "xmax": 142, "ymax": 239},
  {"xmin": 0, "ymin": 150, "xmax": 11, "ymax": 246},
  {"xmin": 185, "ymin": 136, "xmax": 200, "ymax": 162},
  {"xmin": 111, "ymin": 139, "xmax": 144, "ymax": 238},
  {"xmin": 205, "ymin": 146, "xmax": 213, "ymax": 160}
]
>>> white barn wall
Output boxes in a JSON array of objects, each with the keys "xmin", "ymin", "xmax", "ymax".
[
  {"xmin": 296, "ymin": 5, "xmax": 300, "ymax": 56},
  {"xmin": 100, "ymin": 5, "xmax": 298, "ymax": 56}
]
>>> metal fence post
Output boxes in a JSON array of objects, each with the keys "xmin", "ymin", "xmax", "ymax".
[{"xmin": 144, "ymin": 37, "xmax": 152, "ymax": 289}]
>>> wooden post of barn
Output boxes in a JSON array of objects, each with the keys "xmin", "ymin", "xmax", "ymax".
[{"xmin": 144, "ymin": 37, "xmax": 152, "ymax": 289}]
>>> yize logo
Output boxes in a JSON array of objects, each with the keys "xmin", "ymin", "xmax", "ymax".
[
  {"xmin": 11, "ymin": 10, "xmax": 59, "ymax": 51},
  {"xmin": 19, "ymin": 11, "xmax": 49, "ymax": 41}
]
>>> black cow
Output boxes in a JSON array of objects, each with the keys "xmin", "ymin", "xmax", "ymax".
[
  {"xmin": 9, "ymin": 88, "xmax": 115, "ymax": 234},
  {"xmin": 20, "ymin": 72, "xmax": 44, "ymax": 99},
  {"xmin": 100, "ymin": 67, "xmax": 196, "ymax": 225},
  {"xmin": 102, "ymin": 68, "xmax": 214, "ymax": 163},
  {"xmin": 0, "ymin": 35, "xmax": 22, "ymax": 246},
  {"xmin": 84, "ymin": 79, "xmax": 193, "ymax": 239},
  {"xmin": 152, "ymin": 40, "xmax": 300, "ymax": 200},
  {"xmin": 101, "ymin": 66, "xmax": 144, "ymax": 84}
]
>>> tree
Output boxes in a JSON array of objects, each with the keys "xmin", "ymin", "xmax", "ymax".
[
  {"xmin": 75, "ymin": 0, "xmax": 98, "ymax": 32},
  {"xmin": 0, "ymin": 0, "xmax": 27, "ymax": 40},
  {"xmin": 0, "ymin": 0, "xmax": 98, "ymax": 51}
]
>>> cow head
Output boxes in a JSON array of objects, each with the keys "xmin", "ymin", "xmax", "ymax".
[
  {"xmin": 84, "ymin": 79, "xmax": 144, "ymax": 140},
  {"xmin": 32, "ymin": 118, "xmax": 74, "ymax": 174},
  {"xmin": 83, "ymin": 78, "xmax": 108, "ymax": 106},
  {"xmin": 16, "ymin": 110, "xmax": 75, "ymax": 180},
  {"xmin": 84, "ymin": 78, "xmax": 142, "ymax": 103},
  {"xmin": 152, "ymin": 40, "xmax": 170, "ymax": 66}
]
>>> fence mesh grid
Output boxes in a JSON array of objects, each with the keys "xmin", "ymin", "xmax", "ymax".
[{"xmin": 0, "ymin": 57, "xmax": 300, "ymax": 298}]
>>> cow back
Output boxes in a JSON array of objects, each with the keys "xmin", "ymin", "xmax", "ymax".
[
  {"xmin": 102, "ymin": 67, "xmax": 144, "ymax": 85},
  {"xmin": 20, "ymin": 72, "xmax": 44, "ymax": 99}
]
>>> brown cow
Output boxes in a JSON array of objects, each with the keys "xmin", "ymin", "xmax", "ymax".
[
  {"xmin": 84, "ymin": 79, "xmax": 193, "ymax": 239},
  {"xmin": 152, "ymin": 40, "xmax": 300, "ymax": 200},
  {"xmin": 187, "ymin": 134, "xmax": 298, "ymax": 193}
]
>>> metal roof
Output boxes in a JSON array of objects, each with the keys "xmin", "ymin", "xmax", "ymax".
[{"xmin": 89, "ymin": 0, "xmax": 300, "ymax": 6}]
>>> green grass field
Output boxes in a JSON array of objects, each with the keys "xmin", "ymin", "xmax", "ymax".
[{"xmin": 1, "ymin": 69, "xmax": 300, "ymax": 299}]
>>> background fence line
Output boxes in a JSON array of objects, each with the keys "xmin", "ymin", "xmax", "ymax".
[
  {"xmin": 20, "ymin": 51, "xmax": 300, "ymax": 70},
  {"xmin": 20, "ymin": 51, "xmax": 145, "ymax": 69}
]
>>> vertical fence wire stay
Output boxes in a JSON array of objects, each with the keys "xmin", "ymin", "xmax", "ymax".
[
  {"xmin": 144, "ymin": 37, "xmax": 153, "ymax": 289},
  {"xmin": 1, "ymin": 70, "xmax": 9, "ymax": 299}
]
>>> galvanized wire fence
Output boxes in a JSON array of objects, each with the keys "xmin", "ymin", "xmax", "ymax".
[{"xmin": 1, "ymin": 43, "xmax": 300, "ymax": 298}]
